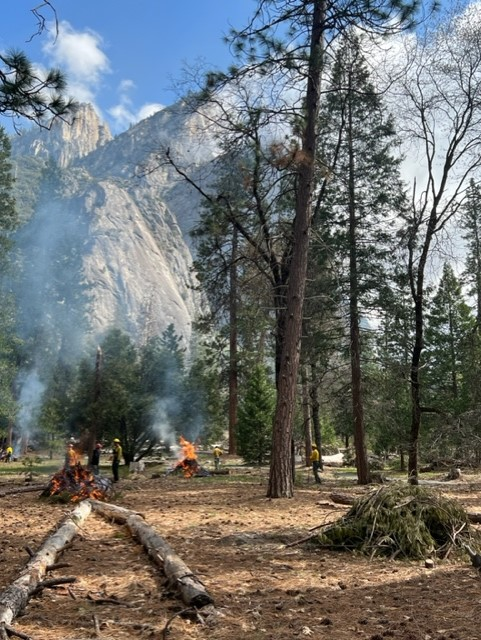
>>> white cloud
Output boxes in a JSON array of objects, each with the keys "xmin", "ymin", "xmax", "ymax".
[
  {"xmin": 42, "ymin": 20, "xmax": 110, "ymax": 105},
  {"xmin": 137, "ymin": 103, "xmax": 164, "ymax": 120},
  {"xmin": 107, "ymin": 80, "xmax": 164, "ymax": 132},
  {"xmin": 41, "ymin": 20, "xmax": 163, "ymax": 132}
]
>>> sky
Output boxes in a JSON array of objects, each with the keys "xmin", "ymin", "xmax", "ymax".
[{"xmin": 1, "ymin": 0, "xmax": 256, "ymax": 134}]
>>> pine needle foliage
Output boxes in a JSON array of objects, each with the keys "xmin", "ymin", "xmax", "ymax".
[{"xmin": 316, "ymin": 484, "xmax": 473, "ymax": 559}]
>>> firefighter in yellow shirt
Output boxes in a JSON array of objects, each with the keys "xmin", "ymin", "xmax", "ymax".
[
  {"xmin": 65, "ymin": 443, "xmax": 78, "ymax": 468},
  {"xmin": 310, "ymin": 444, "xmax": 322, "ymax": 484},
  {"xmin": 212, "ymin": 446, "xmax": 223, "ymax": 470},
  {"xmin": 112, "ymin": 438, "xmax": 123, "ymax": 482}
]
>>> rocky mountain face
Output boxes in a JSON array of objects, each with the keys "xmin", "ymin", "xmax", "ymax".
[{"xmin": 10, "ymin": 103, "xmax": 217, "ymax": 358}]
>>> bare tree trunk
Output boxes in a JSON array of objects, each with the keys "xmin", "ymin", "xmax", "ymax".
[
  {"xmin": 347, "ymin": 83, "xmax": 370, "ymax": 485},
  {"xmin": 408, "ymin": 227, "xmax": 430, "ymax": 485},
  {"xmin": 228, "ymin": 226, "xmax": 238, "ymax": 455},
  {"xmin": 310, "ymin": 362, "xmax": 323, "ymax": 471},
  {"xmin": 408, "ymin": 338, "xmax": 422, "ymax": 484},
  {"xmin": 301, "ymin": 366, "xmax": 312, "ymax": 466},
  {"xmin": 267, "ymin": 0, "xmax": 325, "ymax": 498},
  {"xmin": 88, "ymin": 346, "xmax": 102, "ymax": 465}
]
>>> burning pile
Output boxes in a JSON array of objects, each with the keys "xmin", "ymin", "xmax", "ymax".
[
  {"xmin": 42, "ymin": 463, "xmax": 112, "ymax": 502},
  {"xmin": 169, "ymin": 437, "xmax": 210, "ymax": 478}
]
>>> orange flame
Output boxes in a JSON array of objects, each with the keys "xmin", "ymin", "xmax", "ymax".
[
  {"xmin": 179, "ymin": 436, "xmax": 197, "ymax": 460},
  {"xmin": 45, "ymin": 463, "xmax": 110, "ymax": 501},
  {"xmin": 176, "ymin": 436, "xmax": 199, "ymax": 478}
]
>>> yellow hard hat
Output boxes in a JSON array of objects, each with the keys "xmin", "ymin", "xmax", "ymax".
[{"xmin": 113, "ymin": 438, "xmax": 120, "ymax": 443}]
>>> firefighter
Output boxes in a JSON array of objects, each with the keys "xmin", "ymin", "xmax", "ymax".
[
  {"xmin": 65, "ymin": 443, "xmax": 78, "ymax": 468},
  {"xmin": 212, "ymin": 445, "xmax": 223, "ymax": 470},
  {"xmin": 112, "ymin": 438, "xmax": 122, "ymax": 482},
  {"xmin": 5, "ymin": 446, "xmax": 13, "ymax": 463},
  {"xmin": 310, "ymin": 444, "xmax": 322, "ymax": 484},
  {"xmin": 90, "ymin": 443, "xmax": 102, "ymax": 475}
]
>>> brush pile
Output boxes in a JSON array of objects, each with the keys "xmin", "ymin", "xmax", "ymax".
[
  {"xmin": 316, "ymin": 483, "xmax": 473, "ymax": 559},
  {"xmin": 41, "ymin": 464, "xmax": 112, "ymax": 502}
]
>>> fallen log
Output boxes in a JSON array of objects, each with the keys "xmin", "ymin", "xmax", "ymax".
[
  {"xmin": 87, "ymin": 501, "xmax": 145, "ymax": 523},
  {"xmin": 0, "ymin": 485, "xmax": 48, "ymax": 498},
  {"xmin": 329, "ymin": 492, "xmax": 356, "ymax": 505},
  {"xmin": 467, "ymin": 512, "xmax": 481, "ymax": 524},
  {"xmin": 0, "ymin": 500, "xmax": 91, "ymax": 626},
  {"xmin": 91, "ymin": 500, "xmax": 213, "ymax": 608}
]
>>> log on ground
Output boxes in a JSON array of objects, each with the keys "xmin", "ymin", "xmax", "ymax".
[
  {"xmin": 0, "ymin": 485, "xmax": 48, "ymax": 498},
  {"xmin": 329, "ymin": 492, "xmax": 356, "ymax": 505},
  {"xmin": 91, "ymin": 500, "xmax": 213, "ymax": 608},
  {"xmin": 0, "ymin": 500, "xmax": 92, "ymax": 625}
]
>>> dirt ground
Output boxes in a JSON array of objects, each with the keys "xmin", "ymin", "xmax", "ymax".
[{"xmin": 1, "ymin": 460, "xmax": 481, "ymax": 640}]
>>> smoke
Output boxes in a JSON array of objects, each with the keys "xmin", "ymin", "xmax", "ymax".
[
  {"xmin": 15, "ymin": 369, "xmax": 45, "ymax": 451},
  {"xmin": 151, "ymin": 399, "xmax": 179, "ymax": 449},
  {"xmin": 150, "ymin": 394, "xmax": 204, "ymax": 450},
  {"xmin": 12, "ymin": 200, "xmax": 90, "ymax": 365},
  {"xmin": 9, "ymin": 194, "xmax": 91, "ymax": 448}
]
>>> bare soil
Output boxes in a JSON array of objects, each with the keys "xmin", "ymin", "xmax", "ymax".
[{"xmin": 1, "ymin": 462, "xmax": 481, "ymax": 640}]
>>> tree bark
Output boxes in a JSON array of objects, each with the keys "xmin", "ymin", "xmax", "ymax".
[
  {"xmin": 228, "ymin": 226, "xmax": 238, "ymax": 455},
  {"xmin": 301, "ymin": 365, "xmax": 313, "ymax": 466},
  {"xmin": 91, "ymin": 500, "xmax": 213, "ymax": 608},
  {"xmin": 346, "ymin": 70, "xmax": 370, "ymax": 485},
  {"xmin": 0, "ymin": 500, "xmax": 91, "ymax": 625},
  {"xmin": 267, "ymin": 0, "xmax": 325, "ymax": 499},
  {"xmin": 310, "ymin": 362, "xmax": 323, "ymax": 470}
]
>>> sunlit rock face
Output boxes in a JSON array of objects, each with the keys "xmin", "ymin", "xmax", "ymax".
[
  {"xmin": 12, "ymin": 103, "xmax": 113, "ymax": 168},
  {"xmin": 10, "ymin": 102, "xmax": 217, "ymax": 353}
]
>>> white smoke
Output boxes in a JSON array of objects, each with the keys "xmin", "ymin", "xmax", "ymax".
[{"xmin": 16, "ymin": 369, "xmax": 45, "ymax": 452}]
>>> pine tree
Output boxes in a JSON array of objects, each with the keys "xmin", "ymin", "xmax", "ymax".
[
  {"xmin": 0, "ymin": 126, "xmax": 18, "ymax": 437},
  {"xmin": 237, "ymin": 364, "xmax": 275, "ymax": 466},
  {"xmin": 461, "ymin": 179, "xmax": 481, "ymax": 327},
  {"xmin": 316, "ymin": 32, "xmax": 407, "ymax": 484},
  {"xmin": 0, "ymin": 50, "xmax": 75, "ymax": 127},
  {"xmin": 424, "ymin": 263, "xmax": 475, "ymax": 414}
]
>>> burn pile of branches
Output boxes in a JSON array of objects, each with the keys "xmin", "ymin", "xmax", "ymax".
[
  {"xmin": 42, "ymin": 463, "xmax": 112, "ymax": 502},
  {"xmin": 167, "ymin": 437, "xmax": 210, "ymax": 478},
  {"xmin": 316, "ymin": 484, "xmax": 473, "ymax": 559}
]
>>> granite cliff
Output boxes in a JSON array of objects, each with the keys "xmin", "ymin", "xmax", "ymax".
[{"xmin": 10, "ymin": 103, "xmax": 216, "ymax": 356}]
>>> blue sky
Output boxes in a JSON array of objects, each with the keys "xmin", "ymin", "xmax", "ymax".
[{"xmin": 2, "ymin": 0, "xmax": 255, "ymax": 133}]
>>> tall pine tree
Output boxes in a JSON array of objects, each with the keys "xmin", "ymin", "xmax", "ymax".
[{"xmin": 316, "ymin": 32, "xmax": 407, "ymax": 484}]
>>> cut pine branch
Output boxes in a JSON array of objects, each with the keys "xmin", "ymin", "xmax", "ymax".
[
  {"xmin": 329, "ymin": 491, "xmax": 481, "ymax": 524},
  {"xmin": 91, "ymin": 499, "xmax": 214, "ymax": 608},
  {"xmin": 0, "ymin": 500, "xmax": 91, "ymax": 626}
]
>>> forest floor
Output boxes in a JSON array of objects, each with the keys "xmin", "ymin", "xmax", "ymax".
[{"xmin": 1, "ymin": 457, "xmax": 481, "ymax": 640}]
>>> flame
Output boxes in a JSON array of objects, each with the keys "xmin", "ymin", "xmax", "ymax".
[
  {"xmin": 179, "ymin": 436, "xmax": 197, "ymax": 461},
  {"xmin": 45, "ymin": 463, "xmax": 110, "ymax": 501},
  {"xmin": 176, "ymin": 436, "xmax": 200, "ymax": 478}
]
